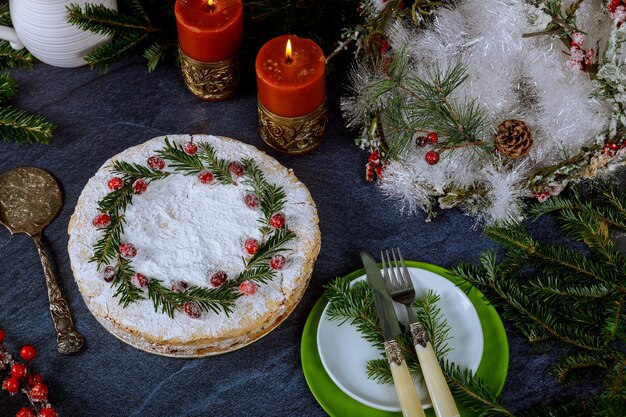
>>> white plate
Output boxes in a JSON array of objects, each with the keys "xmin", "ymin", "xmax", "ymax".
[{"xmin": 317, "ymin": 267, "xmax": 484, "ymax": 411}]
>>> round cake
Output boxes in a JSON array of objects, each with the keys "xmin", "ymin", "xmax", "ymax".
[{"xmin": 68, "ymin": 135, "xmax": 320, "ymax": 357}]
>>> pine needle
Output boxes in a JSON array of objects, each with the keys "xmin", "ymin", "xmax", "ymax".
[
  {"xmin": 0, "ymin": 73, "xmax": 18, "ymax": 103},
  {"xmin": 0, "ymin": 105, "xmax": 55, "ymax": 144}
]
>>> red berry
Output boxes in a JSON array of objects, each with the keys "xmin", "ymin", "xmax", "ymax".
[
  {"xmin": 368, "ymin": 150, "xmax": 380, "ymax": 164},
  {"xmin": 10, "ymin": 363, "xmax": 27, "ymax": 379},
  {"xmin": 365, "ymin": 162, "xmax": 375, "ymax": 182},
  {"xmin": 198, "ymin": 170, "xmax": 214, "ymax": 184},
  {"xmin": 184, "ymin": 141, "xmax": 198, "ymax": 155},
  {"xmin": 244, "ymin": 194, "xmax": 260, "ymax": 209},
  {"xmin": 0, "ymin": 328, "xmax": 5, "ymax": 343},
  {"xmin": 101, "ymin": 265, "xmax": 116, "ymax": 282},
  {"xmin": 92, "ymin": 212, "xmax": 111, "ymax": 228},
  {"xmin": 19, "ymin": 345, "xmax": 36, "ymax": 361},
  {"xmin": 210, "ymin": 271, "xmax": 228, "ymax": 287},
  {"xmin": 2, "ymin": 378, "xmax": 20, "ymax": 394},
  {"xmin": 26, "ymin": 373, "xmax": 42, "ymax": 388},
  {"xmin": 39, "ymin": 407, "xmax": 58, "ymax": 417},
  {"xmin": 183, "ymin": 301, "xmax": 201, "ymax": 318},
  {"xmin": 170, "ymin": 280, "xmax": 188, "ymax": 293},
  {"xmin": 228, "ymin": 161, "xmax": 245, "ymax": 177},
  {"xmin": 425, "ymin": 150, "xmax": 440, "ymax": 165},
  {"xmin": 16, "ymin": 407, "xmax": 36, "ymax": 417},
  {"xmin": 29, "ymin": 383, "xmax": 48, "ymax": 401},
  {"xmin": 147, "ymin": 156, "xmax": 165, "ymax": 170},
  {"xmin": 375, "ymin": 164, "xmax": 385, "ymax": 178},
  {"xmin": 239, "ymin": 281, "xmax": 257, "ymax": 295},
  {"xmin": 132, "ymin": 178, "xmax": 148, "ymax": 194},
  {"xmin": 427, "ymin": 132, "xmax": 439, "ymax": 144},
  {"xmin": 119, "ymin": 243, "xmax": 137, "ymax": 259},
  {"xmin": 132, "ymin": 273, "xmax": 148, "ymax": 288},
  {"xmin": 244, "ymin": 238, "xmax": 260, "ymax": 255},
  {"xmin": 269, "ymin": 254, "xmax": 286, "ymax": 270},
  {"xmin": 107, "ymin": 177, "xmax": 123, "ymax": 191},
  {"xmin": 270, "ymin": 213, "xmax": 286, "ymax": 229}
]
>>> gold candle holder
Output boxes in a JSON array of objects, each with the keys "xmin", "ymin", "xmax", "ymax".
[
  {"xmin": 179, "ymin": 48, "xmax": 240, "ymax": 101},
  {"xmin": 257, "ymin": 99, "xmax": 327, "ymax": 155}
]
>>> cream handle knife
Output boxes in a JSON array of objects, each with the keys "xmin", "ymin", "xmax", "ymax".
[
  {"xmin": 385, "ymin": 340, "xmax": 427, "ymax": 417},
  {"xmin": 410, "ymin": 323, "xmax": 460, "ymax": 417}
]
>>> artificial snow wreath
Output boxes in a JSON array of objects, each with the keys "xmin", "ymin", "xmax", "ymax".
[{"xmin": 341, "ymin": 0, "xmax": 626, "ymax": 222}]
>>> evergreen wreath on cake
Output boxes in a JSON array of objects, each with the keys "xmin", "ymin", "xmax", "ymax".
[
  {"xmin": 341, "ymin": 0, "xmax": 626, "ymax": 223},
  {"xmin": 68, "ymin": 135, "xmax": 320, "ymax": 357}
]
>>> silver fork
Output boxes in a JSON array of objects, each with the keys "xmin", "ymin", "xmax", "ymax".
[{"xmin": 382, "ymin": 249, "xmax": 460, "ymax": 417}]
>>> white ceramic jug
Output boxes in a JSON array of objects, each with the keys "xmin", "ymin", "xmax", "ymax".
[{"xmin": 0, "ymin": 0, "xmax": 117, "ymax": 68}]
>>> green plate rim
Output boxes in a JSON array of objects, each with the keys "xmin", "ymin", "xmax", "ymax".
[{"xmin": 300, "ymin": 261, "xmax": 509, "ymax": 417}]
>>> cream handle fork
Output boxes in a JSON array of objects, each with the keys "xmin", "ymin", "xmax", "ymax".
[
  {"xmin": 385, "ymin": 340, "xmax": 426, "ymax": 417},
  {"xmin": 410, "ymin": 322, "xmax": 460, "ymax": 417}
]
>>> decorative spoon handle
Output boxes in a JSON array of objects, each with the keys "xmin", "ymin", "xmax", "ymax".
[{"xmin": 32, "ymin": 234, "xmax": 84, "ymax": 354}]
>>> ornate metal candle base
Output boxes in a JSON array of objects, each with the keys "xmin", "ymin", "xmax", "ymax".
[
  {"xmin": 179, "ymin": 48, "xmax": 239, "ymax": 101},
  {"xmin": 257, "ymin": 99, "xmax": 327, "ymax": 155}
]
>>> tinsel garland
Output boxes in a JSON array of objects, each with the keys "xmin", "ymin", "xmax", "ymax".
[{"xmin": 342, "ymin": 0, "xmax": 626, "ymax": 223}]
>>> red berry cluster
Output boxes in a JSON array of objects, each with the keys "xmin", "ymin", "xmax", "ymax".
[
  {"xmin": 0, "ymin": 330, "xmax": 58, "ymax": 417},
  {"xmin": 365, "ymin": 150, "xmax": 385, "ymax": 182},
  {"xmin": 415, "ymin": 132, "xmax": 441, "ymax": 165},
  {"xmin": 608, "ymin": 0, "xmax": 626, "ymax": 27},
  {"xmin": 603, "ymin": 141, "xmax": 625, "ymax": 157}
]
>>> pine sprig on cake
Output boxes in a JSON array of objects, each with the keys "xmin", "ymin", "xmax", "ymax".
[
  {"xmin": 90, "ymin": 137, "xmax": 297, "ymax": 319},
  {"xmin": 98, "ymin": 186, "xmax": 133, "ymax": 216},
  {"xmin": 198, "ymin": 142, "xmax": 237, "ymax": 185},
  {"xmin": 111, "ymin": 160, "xmax": 170, "ymax": 181},
  {"xmin": 113, "ymin": 257, "xmax": 144, "ymax": 307},
  {"xmin": 156, "ymin": 137, "xmax": 205, "ymax": 175},
  {"xmin": 91, "ymin": 214, "xmax": 125, "ymax": 268}
]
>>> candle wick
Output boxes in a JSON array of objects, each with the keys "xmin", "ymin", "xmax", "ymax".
[
  {"xmin": 285, "ymin": 56, "xmax": 293, "ymax": 64},
  {"xmin": 204, "ymin": 3, "xmax": 216, "ymax": 12}
]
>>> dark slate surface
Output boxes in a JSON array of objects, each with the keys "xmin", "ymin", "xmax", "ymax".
[{"xmin": 0, "ymin": 57, "xmax": 599, "ymax": 416}]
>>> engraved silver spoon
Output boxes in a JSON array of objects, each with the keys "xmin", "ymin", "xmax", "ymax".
[{"xmin": 0, "ymin": 167, "xmax": 84, "ymax": 354}]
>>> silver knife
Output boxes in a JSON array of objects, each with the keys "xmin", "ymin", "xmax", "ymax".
[{"xmin": 361, "ymin": 252, "xmax": 426, "ymax": 417}]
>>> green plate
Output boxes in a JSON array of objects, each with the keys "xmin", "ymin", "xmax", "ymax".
[{"xmin": 301, "ymin": 261, "xmax": 509, "ymax": 417}]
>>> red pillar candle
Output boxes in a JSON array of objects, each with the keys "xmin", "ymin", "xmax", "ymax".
[
  {"xmin": 256, "ymin": 35, "xmax": 326, "ymax": 117},
  {"xmin": 175, "ymin": 0, "xmax": 244, "ymax": 62}
]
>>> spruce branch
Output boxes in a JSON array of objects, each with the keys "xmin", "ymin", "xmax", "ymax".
[
  {"xmin": 97, "ymin": 185, "xmax": 133, "ymax": 217},
  {"xmin": 83, "ymin": 32, "xmax": 149, "ymax": 70},
  {"xmin": 198, "ymin": 142, "xmax": 237, "ymax": 185},
  {"xmin": 90, "ymin": 214, "xmax": 125, "ymax": 267},
  {"xmin": 0, "ymin": 106, "xmax": 55, "ymax": 144},
  {"xmin": 112, "ymin": 256, "xmax": 144, "ymax": 307},
  {"xmin": 67, "ymin": 4, "xmax": 152, "ymax": 36},
  {"xmin": 172, "ymin": 284, "xmax": 239, "ymax": 316},
  {"xmin": 0, "ymin": 42, "xmax": 36, "ymax": 70},
  {"xmin": 242, "ymin": 227, "xmax": 296, "ymax": 273},
  {"xmin": 157, "ymin": 137, "xmax": 206, "ymax": 175},
  {"xmin": 0, "ymin": 73, "xmax": 18, "ymax": 103},
  {"xmin": 147, "ymin": 278, "xmax": 178, "ymax": 317},
  {"xmin": 110, "ymin": 160, "xmax": 170, "ymax": 181}
]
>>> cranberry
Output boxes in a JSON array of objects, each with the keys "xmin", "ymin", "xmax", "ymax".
[
  {"xmin": 119, "ymin": 243, "xmax": 137, "ymax": 259},
  {"xmin": 210, "ymin": 271, "xmax": 228, "ymax": 287},
  {"xmin": 102, "ymin": 265, "xmax": 116, "ymax": 282},
  {"xmin": 269, "ymin": 213, "xmax": 286, "ymax": 229},
  {"xmin": 239, "ymin": 281, "xmax": 257, "ymax": 296},
  {"xmin": 244, "ymin": 238, "xmax": 260, "ymax": 255},
  {"xmin": 170, "ymin": 280, "xmax": 189, "ymax": 293},
  {"xmin": 132, "ymin": 179, "xmax": 148, "ymax": 194},
  {"xmin": 228, "ymin": 161, "xmax": 245, "ymax": 177},
  {"xmin": 198, "ymin": 171, "xmax": 214, "ymax": 184},
  {"xmin": 19, "ymin": 345, "xmax": 36, "ymax": 361},
  {"xmin": 147, "ymin": 156, "xmax": 165, "ymax": 170},
  {"xmin": 92, "ymin": 213, "xmax": 111, "ymax": 228},
  {"xmin": 244, "ymin": 194, "xmax": 260, "ymax": 209},
  {"xmin": 270, "ymin": 255, "xmax": 286, "ymax": 270},
  {"xmin": 184, "ymin": 141, "xmax": 198, "ymax": 155},
  {"xmin": 183, "ymin": 301, "xmax": 201, "ymax": 318},
  {"xmin": 107, "ymin": 177, "xmax": 123, "ymax": 191}
]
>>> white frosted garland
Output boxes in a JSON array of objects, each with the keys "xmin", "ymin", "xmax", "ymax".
[{"xmin": 350, "ymin": 0, "xmax": 620, "ymax": 223}]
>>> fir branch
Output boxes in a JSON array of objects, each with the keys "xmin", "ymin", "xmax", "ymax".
[
  {"xmin": 241, "ymin": 158, "xmax": 267, "ymax": 195},
  {"xmin": 156, "ymin": 137, "xmax": 206, "ymax": 175},
  {"xmin": 0, "ymin": 4, "xmax": 10, "ymax": 26},
  {"xmin": 112, "ymin": 256, "xmax": 144, "ymax": 307},
  {"xmin": 0, "ymin": 42, "xmax": 36, "ymax": 70},
  {"xmin": 0, "ymin": 106, "xmax": 55, "ymax": 144},
  {"xmin": 0, "ymin": 73, "xmax": 18, "ymax": 103},
  {"xmin": 413, "ymin": 290, "xmax": 452, "ymax": 358},
  {"xmin": 66, "ymin": 4, "xmax": 155, "ymax": 36},
  {"xmin": 366, "ymin": 358, "xmax": 394, "ymax": 384},
  {"xmin": 110, "ymin": 160, "xmax": 170, "ymax": 181},
  {"xmin": 90, "ymin": 214, "xmax": 125, "ymax": 267},
  {"xmin": 553, "ymin": 351, "xmax": 610, "ymax": 383},
  {"xmin": 236, "ymin": 265, "xmax": 275, "ymax": 286},
  {"xmin": 173, "ymin": 284, "xmax": 239, "ymax": 316},
  {"xmin": 198, "ymin": 142, "xmax": 236, "ymax": 185},
  {"xmin": 83, "ymin": 32, "xmax": 149, "ymax": 70},
  {"xmin": 97, "ymin": 185, "xmax": 133, "ymax": 217},
  {"xmin": 242, "ymin": 158, "xmax": 287, "ymax": 224},
  {"xmin": 242, "ymin": 227, "xmax": 296, "ymax": 273},
  {"xmin": 443, "ymin": 363, "xmax": 514, "ymax": 417},
  {"xmin": 147, "ymin": 278, "xmax": 178, "ymax": 318},
  {"xmin": 144, "ymin": 41, "xmax": 174, "ymax": 73}
]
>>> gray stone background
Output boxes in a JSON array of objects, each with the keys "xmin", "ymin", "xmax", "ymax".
[{"xmin": 0, "ymin": 56, "xmax": 605, "ymax": 416}]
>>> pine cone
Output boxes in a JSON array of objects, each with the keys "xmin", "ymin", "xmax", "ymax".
[{"xmin": 494, "ymin": 119, "xmax": 533, "ymax": 158}]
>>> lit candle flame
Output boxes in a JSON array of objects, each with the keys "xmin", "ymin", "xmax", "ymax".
[
  {"xmin": 285, "ymin": 39, "xmax": 292, "ymax": 63},
  {"xmin": 207, "ymin": 0, "xmax": 213, "ymax": 5}
]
